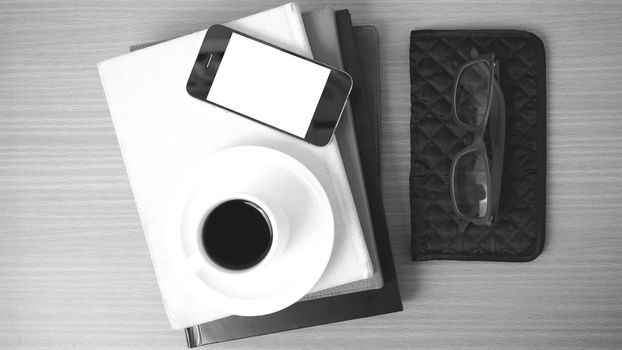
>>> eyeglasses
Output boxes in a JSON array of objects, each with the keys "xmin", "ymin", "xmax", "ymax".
[{"xmin": 450, "ymin": 53, "xmax": 506, "ymax": 228}]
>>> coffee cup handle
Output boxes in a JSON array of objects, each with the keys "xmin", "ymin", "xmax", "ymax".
[{"xmin": 180, "ymin": 253, "xmax": 206, "ymax": 279}]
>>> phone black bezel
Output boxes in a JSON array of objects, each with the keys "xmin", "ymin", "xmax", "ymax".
[{"xmin": 186, "ymin": 24, "xmax": 352, "ymax": 146}]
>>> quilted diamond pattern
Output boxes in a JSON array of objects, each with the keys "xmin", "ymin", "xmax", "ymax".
[{"xmin": 410, "ymin": 30, "xmax": 545, "ymax": 261}]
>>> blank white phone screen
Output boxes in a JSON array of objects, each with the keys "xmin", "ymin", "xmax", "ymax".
[{"xmin": 206, "ymin": 33, "xmax": 331, "ymax": 138}]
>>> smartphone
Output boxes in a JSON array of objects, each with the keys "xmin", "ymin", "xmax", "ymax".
[{"xmin": 186, "ymin": 25, "xmax": 353, "ymax": 146}]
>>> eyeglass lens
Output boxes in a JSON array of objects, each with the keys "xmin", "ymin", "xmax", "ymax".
[
  {"xmin": 453, "ymin": 150, "xmax": 488, "ymax": 218},
  {"xmin": 455, "ymin": 61, "xmax": 491, "ymax": 127}
]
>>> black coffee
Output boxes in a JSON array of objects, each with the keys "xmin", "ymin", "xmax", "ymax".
[{"xmin": 201, "ymin": 200, "xmax": 273, "ymax": 270}]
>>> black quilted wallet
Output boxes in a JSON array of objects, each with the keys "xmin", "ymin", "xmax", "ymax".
[{"xmin": 409, "ymin": 30, "xmax": 546, "ymax": 261}]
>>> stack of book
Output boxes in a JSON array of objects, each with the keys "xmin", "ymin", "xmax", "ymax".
[{"xmin": 98, "ymin": 3, "xmax": 401, "ymax": 346}]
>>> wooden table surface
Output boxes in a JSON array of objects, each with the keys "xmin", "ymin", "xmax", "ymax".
[{"xmin": 2, "ymin": 0, "xmax": 622, "ymax": 349}]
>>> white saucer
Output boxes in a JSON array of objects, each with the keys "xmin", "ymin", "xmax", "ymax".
[{"xmin": 167, "ymin": 146, "xmax": 334, "ymax": 316}]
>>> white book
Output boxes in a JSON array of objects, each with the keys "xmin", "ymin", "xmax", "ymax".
[{"xmin": 98, "ymin": 3, "xmax": 372, "ymax": 329}]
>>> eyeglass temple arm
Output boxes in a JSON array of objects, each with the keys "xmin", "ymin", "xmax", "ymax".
[{"xmin": 488, "ymin": 78, "xmax": 506, "ymax": 221}]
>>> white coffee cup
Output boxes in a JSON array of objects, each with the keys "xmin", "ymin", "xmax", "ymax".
[{"xmin": 177, "ymin": 190, "xmax": 290, "ymax": 281}]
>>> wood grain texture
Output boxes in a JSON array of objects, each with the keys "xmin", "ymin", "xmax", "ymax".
[{"xmin": 1, "ymin": 0, "xmax": 621, "ymax": 349}]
